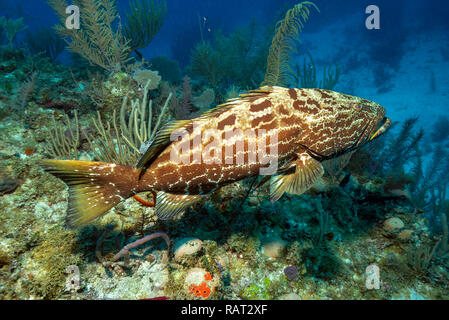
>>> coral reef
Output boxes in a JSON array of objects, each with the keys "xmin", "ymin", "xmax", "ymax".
[
  {"xmin": 0, "ymin": 175, "xmax": 19, "ymax": 195},
  {"xmin": 0, "ymin": 0, "xmax": 447, "ymax": 302}
]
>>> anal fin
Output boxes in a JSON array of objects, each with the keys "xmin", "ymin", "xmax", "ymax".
[
  {"xmin": 270, "ymin": 152, "xmax": 324, "ymax": 202},
  {"xmin": 156, "ymin": 191, "xmax": 204, "ymax": 220}
]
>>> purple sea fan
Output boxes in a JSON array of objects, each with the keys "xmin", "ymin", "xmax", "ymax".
[{"xmin": 284, "ymin": 265, "xmax": 298, "ymax": 280}]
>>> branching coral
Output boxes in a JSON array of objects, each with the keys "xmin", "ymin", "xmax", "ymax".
[
  {"xmin": 48, "ymin": 0, "xmax": 132, "ymax": 73},
  {"xmin": 119, "ymin": 80, "xmax": 172, "ymax": 155},
  {"xmin": 407, "ymin": 214, "xmax": 449, "ymax": 274},
  {"xmin": 406, "ymin": 241, "xmax": 439, "ymax": 274},
  {"xmin": 168, "ymin": 76, "xmax": 196, "ymax": 120},
  {"xmin": 123, "ymin": 0, "xmax": 167, "ymax": 52},
  {"xmin": 84, "ymin": 79, "xmax": 172, "ymax": 165},
  {"xmin": 354, "ymin": 117, "xmax": 448, "ymax": 242},
  {"xmin": 0, "ymin": 16, "xmax": 27, "ymax": 47},
  {"xmin": 46, "ymin": 111, "xmax": 80, "ymax": 160},
  {"xmin": 362, "ymin": 117, "xmax": 423, "ymax": 177},
  {"xmin": 189, "ymin": 20, "xmax": 268, "ymax": 91},
  {"xmin": 292, "ymin": 52, "xmax": 340, "ymax": 90},
  {"xmin": 46, "ymin": 76, "xmax": 171, "ymax": 164},
  {"xmin": 262, "ymin": 1, "xmax": 319, "ymax": 87},
  {"xmin": 213, "ymin": 20, "xmax": 269, "ymax": 89},
  {"xmin": 382, "ymin": 118, "xmax": 423, "ymax": 172},
  {"xmin": 17, "ymin": 72, "xmax": 38, "ymax": 109},
  {"xmin": 189, "ymin": 41, "xmax": 224, "ymax": 89}
]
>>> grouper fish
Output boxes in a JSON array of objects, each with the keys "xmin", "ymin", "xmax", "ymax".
[{"xmin": 41, "ymin": 86, "xmax": 391, "ymax": 227}]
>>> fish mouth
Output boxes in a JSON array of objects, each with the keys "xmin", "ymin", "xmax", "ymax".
[{"xmin": 369, "ymin": 117, "xmax": 392, "ymax": 141}]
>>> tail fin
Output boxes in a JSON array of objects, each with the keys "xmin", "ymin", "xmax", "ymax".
[{"xmin": 40, "ymin": 160, "xmax": 138, "ymax": 227}]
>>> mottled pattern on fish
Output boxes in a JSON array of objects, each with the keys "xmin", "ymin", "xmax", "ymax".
[
  {"xmin": 136, "ymin": 87, "xmax": 386, "ymax": 194},
  {"xmin": 41, "ymin": 86, "xmax": 390, "ymax": 226}
]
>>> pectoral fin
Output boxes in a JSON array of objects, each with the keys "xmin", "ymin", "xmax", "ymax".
[
  {"xmin": 155, "ymin": 191, "xmax": 204, "ymax": 220},
  {"xmin": 270, "ymin": 152, "xmax": 324, "ymax": 202}
]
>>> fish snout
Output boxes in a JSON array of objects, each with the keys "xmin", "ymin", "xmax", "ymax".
[{"xmin": 370, "ymin": 117, "xmax": 392, "ymax": 141}]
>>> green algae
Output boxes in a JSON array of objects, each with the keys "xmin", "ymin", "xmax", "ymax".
[{"xmin": 26, "ymin": 227, "xmax": 82, "ymax": 298}]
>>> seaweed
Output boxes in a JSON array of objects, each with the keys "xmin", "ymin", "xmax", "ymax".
[
  {"xmin": 48, "ymin": 0, "xmax": 133, "ymax": 73},
  {"xmin": 406, "ymin": 214, "xmax": 449, "ymax": 275},
  {"xmin": 123, "ymin": 0, "xmax": 167, "ymax": 52},
  {"xmin": 241, "ymin": 277, "xmax": 273, "ymax": 300},
  {"xmin": 291, "ymin": 51, "xmax": 340, "ymax": 90},
  {"xmin": 189, "ymin": 41, "xmax": 224, "ymax": 89},
  {"xmin": 359, "ymin": 117, "xmax": 423, "ymax": 177},
  {"xmin": 0, "ymin": 16, "xmax": 27, "ymax": 48},
  {"xmin": 188, "ymin": 20, "xmax": 268, "ymax": 92},
  {"xmin": 382, "ymin": 117, "xmax": 423, "ymax": 173},
  {"xmin": 46, "ymin": 110, "xmax": 81, "ymax": 160},
  {"xmin": 27, "ymin": 227, "xmax": 82, "ymax": 299},
  {"xmin": 262, "ymin": 1, "xmax": 319, "ymax": 87}
]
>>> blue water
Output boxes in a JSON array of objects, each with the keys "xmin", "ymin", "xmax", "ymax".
[{"xmin": 3, "ymin": 0, "xmax": 448, "ymax": 68}]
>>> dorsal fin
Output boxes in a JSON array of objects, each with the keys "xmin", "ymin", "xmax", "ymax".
[
  {"xmin": 196, "ymin": 86, "xmax": 275, "ymax": 120},
  {"xmin": 136, "ymin": 119, "xmax": 191, "ymax": 170}
]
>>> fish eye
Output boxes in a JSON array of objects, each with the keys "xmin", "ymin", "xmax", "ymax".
[{"xmin": 349, "ymin": 103, "xmax": 362, "ymax": 111}]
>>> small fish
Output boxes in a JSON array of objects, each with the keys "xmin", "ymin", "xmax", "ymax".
[{"xmin": 40, "ymin": 86, "xmax": 391, "ymax": 227}]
